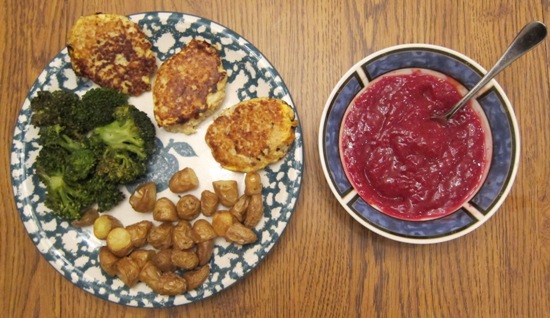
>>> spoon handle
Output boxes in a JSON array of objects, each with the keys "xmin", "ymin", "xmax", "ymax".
[{"xmin": 442, "ymin": 21, "xmax": 547, "ymax": 120}]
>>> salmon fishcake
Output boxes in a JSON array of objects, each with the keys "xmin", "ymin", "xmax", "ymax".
[
  {"xmin": 205, "ymin": 98, "xmax": 298, "ymax": 172},
  {"xmin": 67, "ymin": 13, "xmax": 157, "ymax": 96},
  {"xmin": 153, "ymin": 39, "xmax": 227, "ymax": 134}
]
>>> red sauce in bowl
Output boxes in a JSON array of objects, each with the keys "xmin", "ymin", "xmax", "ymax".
[{"xmin": 340, "ymin": 69, "xmax": 491, "ymax": 221}]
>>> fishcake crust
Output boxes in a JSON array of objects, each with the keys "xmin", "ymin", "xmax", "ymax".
[
  {"xmin": 153, "ymin": 39, "xmax": 227, "ymax": 134},
  {"xmin": 205, "ymin": 98, "xmax": 297, "ymax": 172},
  {"xmin": 67, "ymin": 13, "xmax": 157, "ymax": 96}
]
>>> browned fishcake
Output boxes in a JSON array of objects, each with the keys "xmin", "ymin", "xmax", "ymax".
[
  {"xmin": 153, "ymin": 39, "xmax": 227, "ymax": 134},
  {"xmin": 205, "ymin": 97, "xmax": 297, "ymax": 172},
  {"xmin": 67, "ymin": 13, "xmax": 157, "ymax": 96}
]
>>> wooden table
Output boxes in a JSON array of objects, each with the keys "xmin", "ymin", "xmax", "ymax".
[{"xmin": 2, "ymin": 0, "xmax": 549, "ymax": 317}]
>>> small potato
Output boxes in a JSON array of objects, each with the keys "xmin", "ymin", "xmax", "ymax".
[
  {"xmin": 148, "ymin": 223, "xmax": 173, "ymax": 250},
  {"xmin": 173, "ymin": 221, "xmax": 197, "ymax": 250},
  {"xmin": 244, "ymin": 194, "xmax": 264, "ymax": 228},
  {"xmin": 115, "ymin": 257, "xmax": 141, "ymax": 287},
  {"xmin": 126, "ymin": 220, "xmax": 153, "ymax": 248},
  {"xmin": 152, "ymin": 249, "xmax": 176, "ymax": 272},
  {"xmin": 196, "ymin": 239, "xmax": 215, "ymax": 266},
  {"xmin": 169, "ymin": 167, "xmax": 199, "ymax": 193},
  {"xmin": 98, "ymin": 246, "xmax": 120, "ymax": 276},
  {"xmin": 245, "ymin": 172, "xmax": 262, "ymax": 195},
  {"xmin": 153, "ymin": 197, "xmax": 178, "ymax": 222},
  {"xmin": 183, "ymin": 265, "xmax": 210, "ymax": 290},
  {"xmin": 225, "ymin": 222, "xmax": 258, "ymax": 245},
  {"xmin": 192, "ymin": 219, "xmax": 217, "ymax": 242},
  {"xmin": 129, "ymin": 249, "xmax": 156, "ymax": 269},
  {"xmin": 71, "ymin": 208, "xmax": 99, "ymax": 227},
  {"xmin": 129, "ymin": 182, "xmax": 157, "ymax": 212},
  {"xmin": 176, "ymin": 194, "xmax": 201, "ymax": 220},
  {"xmin": 171, "ymin": 249, "xmax": 199, "ymax": 270},
  {"xmin": 93, "ymin": 215, "xmax": 122, "ymax": 240},
  {"xmin": 212, "ymin": 180, "xmax": 239, "ymax": 207},
  {"xmin": 200, "ymin": 190, "xmax": 219, "ymax": 217},
  {"xmin": 230, "ymin": 195, "xmax": 249, "ymax": 222},
  {"xmin": 212, "ymin": 211, "xmax": 236, "ymax": 236},
  {"xmin": 139, "ymin": 261, "xmax": 161, "ymax": 288},
  {"xmin": 106, "ymin": 227, "xmax": 134, "ymax": 257},
  {"xmin": 153, "ymin": 272, "xmax": 187, "ymax": 295}
]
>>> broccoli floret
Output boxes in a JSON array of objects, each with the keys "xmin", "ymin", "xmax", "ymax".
[
  {"xmin": 35, "ymin": 148, "xmax": 93, "ymax": 220},
  {"xmin": 74, "ymin": 88, "xmax": 129, "ymax": 132},
  {"xmin": 85, "ymin": 175, "xmax": 124, "ymax": 212},
  {"xmin": 90, "ymin": 104, "xmax": 155, "ymax": 183},
  {"xmin": 30, "ymin": 90, "xmax": 80, "ymax": 128},
  {"xmin": 38, "ymin": 125, "xmax": 96, "ymax": 182}
]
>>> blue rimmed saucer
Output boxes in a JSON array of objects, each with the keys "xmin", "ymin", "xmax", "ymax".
[{"xmin": 318, "ymin": 44, "xmax": 519, "ymax": 244}]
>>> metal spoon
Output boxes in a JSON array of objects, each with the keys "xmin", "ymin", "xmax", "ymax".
[{"xmin": 434, "ymin": 21, "xmax": 547, "ymax": 122}]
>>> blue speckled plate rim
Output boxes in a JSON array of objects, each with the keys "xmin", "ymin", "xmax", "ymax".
[
  {"xmin": 10, "ymin": 11, "xmax": 304, "ymax": 306},
  {"xmin": 318, "ymin": 43, "xmax": 520, "ymax": 244}
]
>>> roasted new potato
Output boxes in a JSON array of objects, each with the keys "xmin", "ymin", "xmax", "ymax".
[
  {"xmin": 139, "ymin": 261, "xmax": 161, "ymax": 288},
  {"xmin": 225, "ymin": 222, "xmax": 258, "ymax": 245},
  {"xmin": 153, "ymin": 197, "xmax": 179, "ymax": 222},
  {"xmin": 183, "ymin": 265, "xmax": 210, "ymax": 290},
  {"xmin": 200, "ymin": 190, "xmax": 219, "ymax": 217},
  {"xmin": 212, "ymin": 211, "xmax": 236, "ymax": 236},
  {"xmin": 212, "ymin": 180, "xmax": 239, "ymax": 207},
  {"xmin": 115, "ymin": 257, "xmax": 141, "ymax": 287},
  {"xmin": 230, "ymin": 194, "xmax": 249, "ymax": 222},
  {"xmin": 171, "ymin": 249, "xmax": 199, "ymax": 270},
  {"xmin": 244, "ymin": 194, "xmax": 264, "ymax": 228},
  {"xmin": 129, "ymin": 182, "xmax": 157, "ymax": 212},
  {"xmin": 176, "ymin": 194, "xmax": 201, "ymax": 220},
  {"xmin": 192, "ymin": 219, "xmax": 217, "ymax": 242},
  {"xmin": 148, "ymin": 222, "xmax": 173, "ymax": 250},
  {"xmin": 93, "ymin": 215, "xmax": 123, "ymax": 240},
  {"xmin": 152, "ymin": 272, "xmax": 187, "ymax": 295},
  {"xmin": 172, "ymin": 221, "xmax": 197, "ymax": 250},
  {"xmin": 152, "ymin": 249, "xmax": 176, "ymax": 272},
  {"xmin": 244, "ymin": 172, "xmax": 262, "ymax": 195},
  {"xmin": 169, "ymin": 167, "xmax": 199, "ymax": 193},
  {"xmin": 98, "ymin": 246, "xmax": 120, "ymax": 276},
  {"xmin": 106, "ymin": 227, "xmax": 134, "ymax": 257},
  {"xmin": 196, "ymin": 239, "xmax": 214, "ymax": 266},
  {"xmin": 126, "ymin": 220, "xmax": 153, "ymax": 248},
  {"xmin": 129, "ymin": 249, "xmax": 156, "ymax": 269}
]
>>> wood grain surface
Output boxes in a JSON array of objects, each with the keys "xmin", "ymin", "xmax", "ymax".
[{"xmin": 1, "ymin": 0, "xmax": 549, "ymax": 317}]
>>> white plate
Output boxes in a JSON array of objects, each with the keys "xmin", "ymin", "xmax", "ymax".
[{"xmin": 11, "ymin": 12, "xmax": 303, "ymax": 307}]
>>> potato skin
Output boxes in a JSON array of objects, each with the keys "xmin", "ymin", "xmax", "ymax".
[
  {"xmin": 71, "ymin": 208, "xmax": 99, "ymax": 227},
  {"xmin": 212, "ymin": 211, "xmax": 236, "ymax": 236},
  {"xmin": 115, "ymin": 257, "xmax": 141, "ymax": 287},
  {"xmin": 176, "ymin": 194, "xmax": 201, "ymax": 220},
  {"xmin": 93, "ymin": 215, "xmax": 123, "ymax": 240},
  {"xmin": 126, "ymin": 220, "xmax": 153, "ymax": 248},
  {"xmin": 196, "ymin": 239, "xmax": 214, "ymax": 266},
  {"xmin": 244, "ymin": 194, "xmax": 264, "ymax": 228},
  {"xmin": 244, "ymin": 172, "xmax": 262, "ymax": 195},
  {"xmin": 192, "ymin": 219, "xmax": 217, "ymax": 242},
  {"xmin": 213, "ymin": 180, "xmax": 239, "ymax": 207},
  {"xmin": 169, "ymin": 167, "xmax": 199, "ymax": 193},
  {"xmin": 230, "ymin": 194, "xmax": 249, "ymax": 222},
  {"xmin": 200, "ymin": 190, "xmax": 218, "ymax": 217},
  {"xmin": 172, "ymin": 221, "xmax": 197, "ymax": 250},
  {"xmin": 171, "ymin": 249, "xmax": 199, "ymax": 270},
  {"xmin": 152, "ymin": 249, "xmax": 176, "ymax": 272},
  {"xmin": 225, "ymin": 222, "xmax": 258, "ymax": 245},
  {"xmin": 106, "ymin": 227, "xmax": 134, "ymax": 257},
  {"xmin": 99, "ymin": 246, "xmax": 120, "ymax": 276},
  {"xmin": 148, "ymin": 222, "xmax": 173, "ymax": 250},
  {"xmin": 129, "ymin": 249, "xmax": 156, "ymax": 269},
  {"xmin": 183, "ymin": 265, "xmax": 210, "ymax": 290},
  {"xmin": 152, "ymin": 272, "xmax": 187, "ymax": 295},
  {"xmin": 139, "ymin": 261, "xmax": 161, "ymax": 288},
  {"xmin": 129, "ymin": 182, "xmax": 157, "ymax": 212},
  {"xmin": 153, "ymin": 197, "xmax": 178, "ymax": 222}
]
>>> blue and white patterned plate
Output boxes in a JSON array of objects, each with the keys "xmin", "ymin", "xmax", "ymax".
[
  {"xmin": 319, "ymin": 44, "xmax": 519, "ymax": 244},
  {"xmin": 11, "ymin": 12, "xmax": 303, "ymax": 307}
]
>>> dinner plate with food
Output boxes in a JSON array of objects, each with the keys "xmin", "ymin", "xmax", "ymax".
[{"xmin": 11, "ymin": 12, "xmax": 303, "ymax": 307}]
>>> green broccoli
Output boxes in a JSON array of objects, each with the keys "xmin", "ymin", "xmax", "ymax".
[
  {"xmin": 90, "ymin": 104, "xmax": 156, "ymax": 183},
  {"xmin": 85, "ymin": 175, "xmax": 124, "ymax": 212},
  {"xmin": 30, "ymin": 90, "xmax": 80, "ymax": 131},
  {"xmin": 35, "ymin": 147, "xmax": 94, "ymax": 220},
  {"xmin": 74, "ymin": 88, "xmax": 129, "ymax": 132}
]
